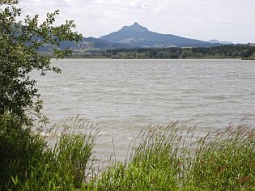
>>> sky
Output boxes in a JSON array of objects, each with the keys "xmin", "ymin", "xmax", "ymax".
[{"xmin": 16, "ymin": 0, "xmax": 255, "ymax": 43}]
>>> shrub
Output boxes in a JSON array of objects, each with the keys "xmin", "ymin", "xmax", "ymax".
[
  {"xmin": 0, "ymin": 116, "xmax": 98, "ymax": 190},
  {"xmin": 0, "ymin": 114, "xmax": 46, "ymax": 190}
]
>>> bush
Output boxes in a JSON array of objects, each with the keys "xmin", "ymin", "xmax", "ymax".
[
  {"xmin": 0, "ymin": 115, "xmax": 98, "ymax": 190},
  {"xmin": 0, "ymin": 114, "xmax": 46, "ymax": 190}
]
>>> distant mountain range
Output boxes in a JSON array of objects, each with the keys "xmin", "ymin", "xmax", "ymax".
[
  {"xmin": 100, "ymin": 22, "xmax": 222, "ymax": 48},
  {"xmin": 61, "ymin": 22, "xmax": 233, "ymax": 52}
]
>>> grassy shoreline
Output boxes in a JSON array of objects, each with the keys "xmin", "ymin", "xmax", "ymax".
[{"xmin": 1, "ymin": 115, "xmax": 255, "ymax": 190}]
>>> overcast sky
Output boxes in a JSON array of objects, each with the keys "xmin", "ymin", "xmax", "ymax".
[{"xmin": 18, "ymin": 0, "xmax": 254, "ymax": 43}]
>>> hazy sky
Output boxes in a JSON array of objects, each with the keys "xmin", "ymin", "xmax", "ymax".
[{"xmin": 18, "ymin": 0, "xmax": 254, "ymax": 43}]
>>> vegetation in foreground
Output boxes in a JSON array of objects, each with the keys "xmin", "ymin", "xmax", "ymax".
[
  {"xmin": 95, "ymin": 122, "xmax": 255, "ymax": 191},
  {"xmin": 0, "ymin": 115, "xmax": 98, "ymax": 190},
  {"xmin": 1, "ymin": 115, "xmax": 255, "ymax": 191}
]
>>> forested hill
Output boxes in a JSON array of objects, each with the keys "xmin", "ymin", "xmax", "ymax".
[{"xmin": 69, "ymin": 45, "xmax": 255, "ymax": 59}]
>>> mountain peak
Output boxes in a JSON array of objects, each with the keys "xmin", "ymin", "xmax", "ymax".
[
  {"xmin": 120, "ymin": 22, "xmax": 148, "ymax": 32},
  {"xmin": 100, "ymin": 23, "xmax": 214, "ymax": 47}
]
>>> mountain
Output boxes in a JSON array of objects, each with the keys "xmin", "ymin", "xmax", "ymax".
[
  {"xmin": 61, "ymin": 37, "xmax": 132, "ymax": 53},
  {"xmin": 208, "ymin": 39, "xmax": 233, "ymax": 45},
  {"xmin": 100, "ymin": 22, "xmax": 214, "ymax": 48},
  {"xmin": 79, "ymin": 37, "xmax": 131, "ymax": 49},
  {"xmin": 55, "ymin": 22, "xmax": 233, "ymax": 52}
]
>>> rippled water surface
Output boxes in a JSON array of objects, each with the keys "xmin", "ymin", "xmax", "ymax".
[{"xmin": 34, "ymin": 59, "xmax": 255, "ymax": 160}]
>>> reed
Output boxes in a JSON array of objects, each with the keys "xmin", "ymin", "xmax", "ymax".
[
  {"xmin": 1, "ymin": 113, "xmax": 255, "ymax": 190},
  {"xmin": 95, "ymin": 122, "xmax": 194, "ymax": 190},
  {"xmin": 95, "ymin": 122, "xmax": 255, "ymax": 191},
  {"xmin": 187, "ymin": 124, "xmax": 255, "ymax": 190},
  {"xmin": 0, "ymin": 115, "xmax": 98, "ymax": 190}
]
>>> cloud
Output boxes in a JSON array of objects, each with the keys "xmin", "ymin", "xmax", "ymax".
[
  {"xmin": 198, "ymin": 0, "xmax": 207, "ymax": 5},
  {"xmin": 14, "ymin": 0, "xmax": 255, "ymax": 43},
  {"xmin": 221, "ymin": 19, "xmax": 232, "ymax": 24}
]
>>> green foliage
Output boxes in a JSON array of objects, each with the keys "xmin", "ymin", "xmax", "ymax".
[
  {"xmin": 0, "ymin": 0, "xmax": 82, "ymax": 124},
  {"xmin": 0, "ymin": 116, "xmax": 98, "ymax": 190},
  {"xmin": 51, "ymin": 118, "xmax": 99, "ymax": 189},
  {"xmin": 95, "ymin": 123, "xmax": 255, "ymax": 191},
  {"xmin": 1, "ymin": 113, "xmax": 255, "ymax": 190},
  {"xmin": 96, "ymin": 123, "xmax": 189, "ymax": 191},
  {"xmin": 80, "ymin": 45, "xmax": 255, "ymax": 59},
  {"xmin": 188, "ymin": 125, "xmax": 255, "ymax": 190},
  {"xmin": 0, "ymin": 114, "xmax": 46, "ymax": 190}
]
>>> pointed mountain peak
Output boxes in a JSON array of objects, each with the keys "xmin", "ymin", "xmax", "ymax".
[
  {"xmin": 132, "ymin": 22, "xmax": 141, "ymax": 27},
  {"xmin": 120, "ymin": 22, "xmax": 148, "ymax": 32}
]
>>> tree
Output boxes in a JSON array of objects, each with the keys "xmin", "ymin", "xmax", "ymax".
[{"xmin": 0, "ymin": 0, "xmax": 82, "ymax": 124}]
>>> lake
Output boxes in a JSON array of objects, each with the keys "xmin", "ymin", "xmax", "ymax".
[{"xmin": 34, "ymin": 59, "xmax": 255, "ymax": 161}]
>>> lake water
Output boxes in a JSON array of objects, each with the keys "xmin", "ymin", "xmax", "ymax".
[{"xmin": 34, "ymin": 59, "xmax": 255, "ymax": 161}]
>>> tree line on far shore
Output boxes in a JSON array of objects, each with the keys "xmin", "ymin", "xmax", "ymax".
[{"xmin": 70, "ymin": 44, "xmax": 255, "ymax": 59}]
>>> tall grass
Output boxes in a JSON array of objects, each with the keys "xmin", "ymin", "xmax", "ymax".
[
  {"xmin": 1, "ymin": 113, "xmax": 255, "ymax": 190},
  {"xmin": 0, "ymin": 115, "xmax": 98, "ymax": 190},
  {"xmin": 188, "ymin": 124, "xmax": 255, "ymax": 190},
  {"xmin": 0, "ymin": 114, "xmax": 46, "ymax": 190},
  {"xmin": 95, "ymin": 123, "xmax": 195, "ymax": 190},
  {"xmin": 95, "ymin": 122, "xmax": 255, "ymax": 191}
]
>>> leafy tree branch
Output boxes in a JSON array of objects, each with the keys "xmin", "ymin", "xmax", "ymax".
[{"xmin": 0, "ymin": 0, "xmax": 82, "ymax": 125}]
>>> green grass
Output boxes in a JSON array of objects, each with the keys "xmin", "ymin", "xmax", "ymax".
[
  {"xmin": 95, "ymin": 123, "xmax": 255, "ymax": 191},
  {"xmin": 0, "ymin": 115, "xmax": 98, "ymax": 190},
  {"xmin": 188, "ymin": 125, "xmax": 255, "ymax": 190},
  {"xmin": 95, "ymin": 123, "xmax": 184, "ymax": 190},
  {"xmin": 1, "ymin": 114, "xmax": 255, "ymax": 190}
]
